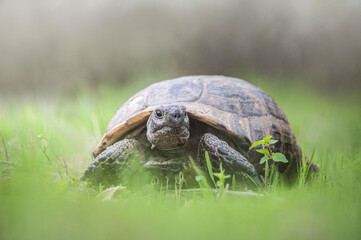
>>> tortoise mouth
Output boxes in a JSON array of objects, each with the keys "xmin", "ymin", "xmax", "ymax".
[
  {"xmin": 150, "ymin": 126, "xmax": 190, "ymax": 150},
  {"xmin": 153, "ymin": 126, "xmax": 189, "ymax": 137}
]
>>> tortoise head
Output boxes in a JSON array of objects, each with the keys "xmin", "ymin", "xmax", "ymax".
[{"xmin": 147, "ymin": 105, "xmax": 190, "ymax": 150}]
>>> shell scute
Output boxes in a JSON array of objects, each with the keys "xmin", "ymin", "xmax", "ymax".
[
  {"xmin": 239, "ymin": 101, "xmax": 267, "ymax": 117},
  {"xmin": 146, "ymin": 78, "xmax": 203, "ymax": 105}
]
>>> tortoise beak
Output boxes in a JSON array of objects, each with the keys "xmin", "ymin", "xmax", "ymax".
[{"xmin": 92, "ymin": 146, "xmax": 103, "ymax": 158}]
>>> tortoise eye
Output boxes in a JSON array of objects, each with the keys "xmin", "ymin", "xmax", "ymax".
[{"xmin": 155, "ymin": 110, "xmax": 163, "ymax": 118}]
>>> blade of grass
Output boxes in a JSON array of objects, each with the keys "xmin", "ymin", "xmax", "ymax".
[
  {"xmin": 1, "ymin": 135, "xmax": 9, "ymax": 162},
  {"xmin": 204, "ymin": 151, "xmax": 216, "ymax": 188}
]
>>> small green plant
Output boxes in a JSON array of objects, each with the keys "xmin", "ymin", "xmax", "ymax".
[
  {"xmin": 250, "ymin": 135, "xmax": 288, "ymax": 187},
  {"xmin": 297, "ymin": 148, "xmax": 316, "ymax": 189},
  {"xmin": 174, "ymin": 171, "xmax": 185, "ymax": 201},
  {"xmin": 190, "ymin": 157, "xmax": 214, "ymax": 200},
  {"xmin": 213, "ymin": 163, "xmax": 231, "ymax": 198},
  {"xmin": 204, "ymin": 151, "xmax": 231, "ymax": 198}
]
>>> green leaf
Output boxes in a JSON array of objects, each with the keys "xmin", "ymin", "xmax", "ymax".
[
  {"xmin": 213, "ymin": 173, "xmax": 222, "ymax": 179},
  {"xmin": 272, "ymin": 152, "xmax": 289, "ymax": 163},
  {"xmin": 269, "ymin": 139, "xmax": 278, "ymax": 144},
  {"xmin": 195, "ymin": 176, "xmax": 205, "ymax": 182},
  {"xmin": 256, "ymin": 149, "xmax": 270, "ymax": 156},
  {"xmin": 263, "ymin": 135, "xmax": 272, "ymax": 143},
  {"xmin": 249, "ymin": 140, "xmax": 265, "ymax": 149},
  {"xmin": 259, "ymin": 156, "xmax": 269, "ymax": 164}
]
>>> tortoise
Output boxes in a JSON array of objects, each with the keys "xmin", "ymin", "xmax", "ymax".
[{"xmin": 82, "ymin": 75, "xmax": 316, "ymax": 186}]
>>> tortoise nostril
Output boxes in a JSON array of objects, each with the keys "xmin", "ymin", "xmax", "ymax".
[{"xmin": 171, "ymin": 109, "xmax": 183, "ymax": 120}]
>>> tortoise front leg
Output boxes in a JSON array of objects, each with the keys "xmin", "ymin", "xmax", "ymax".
[
  {"xmin": 198, "ymin": 133, "xmax": 262, "ymax": 186},
  {"xmin": 81, "ymin": 139, "xmax": 145, "ymax": 186}
]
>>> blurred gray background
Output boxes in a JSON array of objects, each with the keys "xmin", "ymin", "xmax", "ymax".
[{"xmin": 1, "ymin": 0, "xmax": 360, "ymax": 95}]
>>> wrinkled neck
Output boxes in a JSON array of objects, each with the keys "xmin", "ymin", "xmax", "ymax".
[{"xmin": 155, "ymin": 147, "xmax": 186, "ymax": 158}]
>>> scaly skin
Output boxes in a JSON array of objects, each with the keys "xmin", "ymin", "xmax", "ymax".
[{"xmin": 81, "ymin": 139, "xmax": 144, "ymax": 185}]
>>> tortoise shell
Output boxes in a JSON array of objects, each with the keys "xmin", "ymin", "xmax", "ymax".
[{"xmin": 93, "ymin": 75, "xmax": 298, "ymax": 169}]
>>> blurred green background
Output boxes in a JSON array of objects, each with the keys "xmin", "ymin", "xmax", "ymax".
[
  {"xmin": 1, "ymin": 0, "xmax": 361, "ymax": 96},
  {"xmin": 1, "ymin": 1, "xmax": 361, "ymax": 240}
]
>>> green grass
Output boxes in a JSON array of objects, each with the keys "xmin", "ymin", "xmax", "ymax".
[{"xmin": 1, "ymin": 76, "xmax": 361, "ymax": 240}]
